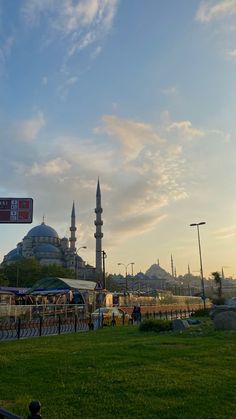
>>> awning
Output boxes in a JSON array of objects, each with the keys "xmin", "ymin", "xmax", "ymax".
[{"xmin": 27, "ymin": 277, "xmax": 97, "ymax": 294}]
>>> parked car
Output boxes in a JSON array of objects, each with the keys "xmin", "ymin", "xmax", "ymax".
[{"xmin": 91, "ymin": 307, "xmax": 131, "ymax": 327}]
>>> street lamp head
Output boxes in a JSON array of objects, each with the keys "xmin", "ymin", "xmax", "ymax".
[{"xmin": 190, "ymin": 222, "xmax": 206, "ymax": 227}]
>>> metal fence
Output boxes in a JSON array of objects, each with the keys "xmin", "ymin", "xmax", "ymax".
[
  {"xmin": 0, "ymin": 407, "xmax": 22, "ymax": 418},
  {"xmin": 0, "ymin": 312, "xmax": 91, "ymax": 341},
  {"xmin": 0, "ymin": 305, "xmax": 197, "ymax": 341},
  {"xmin": 141, "ymin": 308, "xmax": 195, "ymax": 321},
  {"xmin": 0, "ymin": 303, "xmax": 85, "ymax": 321}
]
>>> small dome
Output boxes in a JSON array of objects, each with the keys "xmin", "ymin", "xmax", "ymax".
[
  {"xmin": 34, "ymin": 244, "xmax": 61, "ymax": 254},
  {"xmin": 27, "ymin": 222, "xmax": 59, "ymax": 239},
  {"xmin": 4, "ymin": 248, "xmax": 22, "ymax": 262}
]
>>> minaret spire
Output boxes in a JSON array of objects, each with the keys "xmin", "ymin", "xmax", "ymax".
[
  {"xmin": 69, "ymin": 201, "xmax": 77, "ymax": 251},
  {"xmin": 171, "ymin": 254, "xmax": 174, "ymax": 277},
  {"xmin": 94, "ymin": 178, "xmax": 103, "ymax": 277}
]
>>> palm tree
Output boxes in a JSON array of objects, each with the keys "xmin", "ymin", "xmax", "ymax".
[{"xmin": 211, "ymin": 271, "xmax": 222, "ymax": 301}]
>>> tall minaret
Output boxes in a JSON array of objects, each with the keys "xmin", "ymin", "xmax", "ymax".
[
  {"xmin": 69, "ymin": 201, "xmax": 77, "ymax": 251},
  {"xmin": 94, "ymin": 179, "xmax": 103, "ymax": 276},
  {"xmin": 171, "ymin": 254, "xmax": 174, "ymax": 278}
]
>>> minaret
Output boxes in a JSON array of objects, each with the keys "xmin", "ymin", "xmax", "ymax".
[
  {"xmin": 171, "ymin": 254, "xmax": 174, "ymax": 277},
  {"xmin": 188, "ymin": 264, "xmax": 191, "ymax": 275},
  {"xmin": 69, "ymin": 201, "xmax": 77, "ymax": 251},
  {"xmin": 94, "ymin": 179, "xmax": 103, "ymax": 276}
]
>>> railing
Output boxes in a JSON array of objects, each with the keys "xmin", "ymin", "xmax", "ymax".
[
  {"xmin": 0, "ymin": 407, "xmax": 22, "ymax": 418},
  {"xmin": 0, "ymin": 312, "xmax": 92, "ymax": 341},
  {"xmin": 142, "ymin": 308, "xmax": 195, "ymax": 320},
  {"xmin": 0, "ymin": 306, "xmax": 197, "ymax": 339},
  {"xmin": 0, "ymin": 304, "xmax": 85, "ymax": 322},
  {"xmin": 93, "ymin": 307, "xmax": 196, "ymax": 329}
]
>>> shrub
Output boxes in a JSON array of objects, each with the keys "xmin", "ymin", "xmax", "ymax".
[
  {"xmin": 211, "ymin": 297, "xmax": 225, "ymax": 306},
  {"xmin": 139, "ymin": 319, "xmax": 172, "ymax": 333},
  {"xmin": 191, "ymin": 308, "xmax": 210, "ymax": 317}
]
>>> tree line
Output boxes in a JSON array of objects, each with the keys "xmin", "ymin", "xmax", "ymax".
[{"xmin": 0, "ymin": 258, "xmax": 75, "ymax": 288}]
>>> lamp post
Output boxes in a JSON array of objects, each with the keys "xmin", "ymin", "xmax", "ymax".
[
  {"xmin": 190, "ymin": 222, "xmax": 206, "ymax": 310},
  {"xmin": 117, "ymin": 262, "xmax": 135, "ymax": 292},
  {"xmin": 131, "ymin": 262, "xmax": 135, "ymax": 291},
  {"xmin": 75, "ymin": 246, "xmax": 87, "ymax": 279},
  {"xmin": 102, "ymin": 250, "xmax": 107, "ymax": 289}
]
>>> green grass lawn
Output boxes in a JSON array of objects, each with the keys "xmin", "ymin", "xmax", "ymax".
[{"xmin": 0, "ymin": 323, "xmax": 235, "ymax": 419}]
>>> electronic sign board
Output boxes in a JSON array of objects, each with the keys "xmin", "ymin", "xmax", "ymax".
[{"xmin": 0, "ymin": 198, "xmax": 33, "ymax": 223}]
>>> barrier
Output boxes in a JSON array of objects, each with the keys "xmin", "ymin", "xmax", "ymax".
[
  {"xmin": 0, "ymin": 306, "xmax": 197, "ymax": 338},
  {"xmin": 0, "ymin": 313, "xmax": 90, "ymax": 341}
]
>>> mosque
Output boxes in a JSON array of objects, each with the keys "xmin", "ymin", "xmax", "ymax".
[{"xmin": 2, "ymin": 180, "xmax": 104, "ymax": 282}]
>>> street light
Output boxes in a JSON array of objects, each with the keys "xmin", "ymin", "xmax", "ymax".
[
  {"xmin": 190, "ymin": 222, "xmax": 206, "ymax": 310},
  {"xmin": 117, "ymin": 262, "xmax": 135, "ymax": 291},
  {"xmin": 102, "ymin": 250, "xmax": 107, "ymax": 289},
  {"xmin": 75, "ymin": 246, "xmax": 87, "ymax": 279}
]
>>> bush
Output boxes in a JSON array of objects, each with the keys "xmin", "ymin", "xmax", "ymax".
[
  {"xmin": 139, "ymin": 319, "xmax": 172, "ymax": 333},
  {"xmin": 211, "ymin": 297, "xmax": 225, "ymax": 306},
  {"xmin": 191, "ymin": 308, "xmax": 210, "ymax": 317}
]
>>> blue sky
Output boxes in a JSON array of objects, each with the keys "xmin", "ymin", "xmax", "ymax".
[{"xmin": 1, "ymin": 0, "xmax": 236, "ymax": 278}]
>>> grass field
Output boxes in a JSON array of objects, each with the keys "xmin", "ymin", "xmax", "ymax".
[{"xmin": 0, "ymin": 322, "xmax": 235, "ymax": 419}]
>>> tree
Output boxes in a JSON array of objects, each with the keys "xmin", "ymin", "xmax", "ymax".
[
  {"xmin": 0, "ymin": 266, "xmax": 8, "ymax": 285},
  {"xmin": 41, "ymin": 264, "xmax": 74, "ymax": 279},
  {"xmin": 211, "ymin": 271, "xmax": 223, "ymax": 304},
  {"xmin": 1, "ymin": 258, "xmax": 75, "ymax": 288},
  {"xmin": 2, "ymin": 258, "xmax": 42, "ymax": 287}
]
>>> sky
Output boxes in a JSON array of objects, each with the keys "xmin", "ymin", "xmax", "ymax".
[{"xmin": 1, "ymin": 0, "xmax": 236, "ymax": 279}]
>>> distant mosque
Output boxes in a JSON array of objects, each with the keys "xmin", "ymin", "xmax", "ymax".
[{"xmin": 2, "ymin": 180, "xmax": 104, "ymax": 282}]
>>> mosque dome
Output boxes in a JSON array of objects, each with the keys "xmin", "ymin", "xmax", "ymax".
[
  {"xmin": 26, "ymin": 222, "xmax": 59, "ymax": 239},
  {"xmin": 4, "ymin": 248, "xmax": 22, "ymax": 263},
  {"xmin": 34, "ymin": 244, "xmax": 61, "ymax": 254}
]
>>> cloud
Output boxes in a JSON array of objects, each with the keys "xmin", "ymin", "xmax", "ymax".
[
  {"xmin": 109, "ymin": 213, "xmax": 168, "ymax": 244},
  {"xmin": 0, "ymin": 36, "xmax": 14, "ymax": 73},
  {"xmin": 0, "ymin": 112, "xmax": 205, "ymax": 255},
  {"xmin": 161, "ymin": 86, "xmax": 178, "ymax": 96},
  {"xmin": 22, "ymin": 0, "xmax": 119, "ymax": 57},
  {"xmin": 213, "ymin": 226, "xmax": 236, "ymax": 239},
  {"xmin": 22, "ymin": 158, "xmax": 71, "ymax": 176},
  {"xmin": 94, "ymin": 115, "xmax": 165, "ymax": 159},
  {"xmin": 196, "ymin": 0, "xmax": 236, "ymax": 23},
  {"xmin": 227, "ymin": 48, "xmax": 236, "ymax": 56},
  {"xmin": 90, "ymin": 45, "xmax": 102, "ymax": 60},
  {"xmin": 14, "ymin": 112, "xmax": 45, "ymax": 142},
  {"xmin": 208, "ymin": 129, "xmax": 232, "ymax": 143},
  {"xmin": 166, "ymin": 120, "xmax": 205, "ymax": 141}
]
